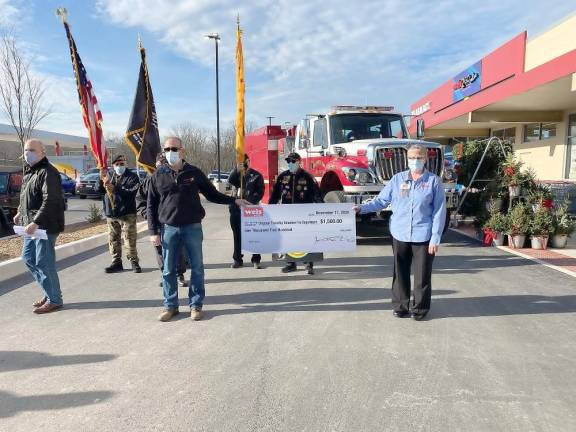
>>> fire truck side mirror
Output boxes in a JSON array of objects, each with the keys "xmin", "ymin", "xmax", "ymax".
[{"xmin": 416, "ymin": 119, "xmax": 425, "ymax": 139}]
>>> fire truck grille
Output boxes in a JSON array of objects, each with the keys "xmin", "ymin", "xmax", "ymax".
[{"xmin": 374, "ymin": 147, "xmax": 442, "ymax": 181}]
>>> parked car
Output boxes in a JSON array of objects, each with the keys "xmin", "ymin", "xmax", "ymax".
[
  {"xmin": 76, "ymin": 173, "xmax": 103, "ymax": 199},
  {"xmin": 0, "ymin": 169, "xmax": 22, "ymax": 222},
  {"xmin": 60, "ymin": 173, "xmax": 76, "ymax": 195}
]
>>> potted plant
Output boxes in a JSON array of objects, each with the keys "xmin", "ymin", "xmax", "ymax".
[
  {"xmin": 529, "ymin": 207, "xmax": 554, "ymax": 249},
  {"xmin": 483, "ymin": 202, "xmax": 509, "ymax": 246},
  {"xmin": 551, "ymin": 201, "xmax": 576, "ymax": 248},
  {"xmin": 501, "ymin": 155, "xmax": 525, "ymax": 198},
  {"xmin": 528, "ymin": 184, "xmax": 554, "ymax": 212},
  {"xmin": 507, "ymin": 202, "xmax": 530, "ymax": 248}
]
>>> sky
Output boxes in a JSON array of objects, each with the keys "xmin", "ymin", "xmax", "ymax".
[{"xmin": 0, "ymin": 0, "xmax": 574, "ymax": 138}]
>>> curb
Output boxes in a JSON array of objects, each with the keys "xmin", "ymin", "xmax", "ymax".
[
  {"xmin": 449, "ymin": 228, "xmax": 576, "ymax": 278},
  {"xmin": 0, "ymin": 221, "xmax": 148, "ymax": 282}
]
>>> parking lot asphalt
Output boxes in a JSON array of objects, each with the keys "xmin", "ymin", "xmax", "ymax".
[{"xmin": 0, "ymin": 202, "xmax": 575, "ymax": 431}]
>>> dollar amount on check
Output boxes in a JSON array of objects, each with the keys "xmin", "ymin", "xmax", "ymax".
[{"xmin": 241, "ymin": 203, "xmax": 357, "ymax": 254}]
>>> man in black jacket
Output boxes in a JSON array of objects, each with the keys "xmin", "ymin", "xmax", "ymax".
[
  {"xmin": 14, "ymin": 139, "xmax": 65, "ymax": 314},
  {"xmin": 228, "ymin": 154, "xmax": 265, "ymax": 269},
  {"xmin": 100, "ymin": 155, "xmax": 141, "ymax": 273},
  {"xmin": 136, "ymin": 153, "xmax": 188, "ymax": 286},
  {"xmin": 269, "ymin": 152, "xmax": 323, "ymax": 275},
  {"xmin": 148, "ymin": 137, "xmax": 249, "ymax": 322}
]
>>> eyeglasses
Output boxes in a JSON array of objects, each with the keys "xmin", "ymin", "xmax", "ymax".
[
  {"xmin": 163, "ymin": 147, "xmax": 180, "ymax": 152},
  {"xmin": 286, "ymin": 158, "xmax": 299, "ymax": 163}
]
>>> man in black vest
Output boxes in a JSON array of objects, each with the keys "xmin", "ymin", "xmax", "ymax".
[
  {"xmin": 269, "ymin": 152, "xmax": 322, "ymax": 274},
  {"xmin": 228, "ymin": 154, "xmax": 265, "ymax": 269}
]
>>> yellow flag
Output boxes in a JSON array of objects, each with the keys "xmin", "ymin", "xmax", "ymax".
[{"xmin": 235, "ymin": 17, "xmax": 245, "ymax": 164}]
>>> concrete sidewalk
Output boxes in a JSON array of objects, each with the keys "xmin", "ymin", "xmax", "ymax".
[{"xmin": 1, "ymin": 203, "xmax": 575, "ymax": 431}]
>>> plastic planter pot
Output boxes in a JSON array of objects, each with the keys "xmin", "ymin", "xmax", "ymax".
[
  {"xmin": 509, "ymin": 185, "xmax": 521, "ymax": 197},
  {"xmin": 493, "ymin": 233, "xmax": 505, "ymax": 246},
  {"xmin": 530, "ymin": 235, "xmax": 549, "ymax": 250},
  {"xmin": 508, "ymin": 234, "xmax": 526, "ymax": 249},
  {"xmin": 551, "ymin": 234, "xmax": 568, "ymax": 249}
]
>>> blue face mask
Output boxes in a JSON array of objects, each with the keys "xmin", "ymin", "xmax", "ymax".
[
  {"xmin": 24, "ymin": 150, "xmax": 39, "ymax": 166},
  {"xmin": 288, "ymin": 162, "xmax": 299, "ymax": 173},
  {"xmin": 165, "ymin": 151, "xmax": 181, "ymax": 166},
  {"xmin": 408, "ymin": 159, "xmax": 425, "ymax": 173},
  {"xmin": 114, "ymin": 165, "xmax": 126, "ymax": 176}
]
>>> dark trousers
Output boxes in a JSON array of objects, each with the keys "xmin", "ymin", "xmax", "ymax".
[
  {"xmin": 154, "ymin": 244, "xmax": 187, "ymax": 276},
  {"xmin": 391, "ymin": 238, "xmax": 435, "ymax": 314},
  {"xmin": 230, "ymin": 208, "xmax": 261, "ymax": 264}
]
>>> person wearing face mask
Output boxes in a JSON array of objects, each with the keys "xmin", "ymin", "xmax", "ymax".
[
  {"xmin": 136, "ymin": 152, "xmax": 189, "ymax": 287},
  {"xmin": 100, "ymin": 154, "xmax": 141, "ymax": 274},
  {"xmin": 355, "ymin": 144, "xmax": 446, "ymax": 321},
  {"xmin": 147, "ymin": 137, "xmax": 251, "ymax": 322},
  {"xmin": 269, "ymin": 152, "xmax": 323, "ymax": 274},
  {"xmin": 228, "ymin": 154, "xmax": 265, "ymax": 269},
  {"xmin": 14, "ymin": 139, "xmax": 65, "ymax": 314}
]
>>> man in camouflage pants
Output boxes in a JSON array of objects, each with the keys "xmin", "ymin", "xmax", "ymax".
[{"xmin": 100, "ymin": 155, "xmax": 142, "ymax": 273}]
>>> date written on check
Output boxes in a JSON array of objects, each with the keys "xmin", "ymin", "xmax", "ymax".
[{"xmin": 241, "ymin": 203, "xmax": 357, "ymax": 254}]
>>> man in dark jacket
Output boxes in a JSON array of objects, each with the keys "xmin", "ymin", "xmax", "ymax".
[
  {"xmin": 148, "ymin": 137, "xmax": 250, "ymax": 322},
  {"xmin": 14, "ymin": 139, "xmax": 65, "ymax": 314},
  {"xmin": 100, "ymin": 155, "xmax": 141, "ymax": 273},
  {"xmin": 269, "ymin": 152, "xmax": 323, "ymax": 274},
  {"xmin": 136, "ymin": 153, "xmax": 188, "ymax": 286},
  {"xmin": 228, "ymin": 154, "xmax": 265, "ymax": 269}
]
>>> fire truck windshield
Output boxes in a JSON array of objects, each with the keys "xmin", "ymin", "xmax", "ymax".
[{"xmin": 329, "ymin": 113, "xmax": 408, "ymax": 144}]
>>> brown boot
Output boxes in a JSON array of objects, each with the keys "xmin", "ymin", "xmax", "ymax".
[
  {"xmin": 33, "ymin": 303, "xmax": 63, "ymax": 314},
  {"xmin": 158, "ymin": 308, "xmax": 179, "ymax": 322},
  {"xmin": 191, "ymin": 307, "xmax": 203, "ymax": 321}
]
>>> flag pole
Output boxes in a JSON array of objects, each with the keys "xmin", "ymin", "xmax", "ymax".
[{"xmin": 236, "ymin": 15, "xmax": 245, "ymax": 197}]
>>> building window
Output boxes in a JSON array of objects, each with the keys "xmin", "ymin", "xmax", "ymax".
[
  {"xmin": 493, "ymin": 127, "xmax": 516, "ymax": 146},
  {"xmin": 524, "ymin": 123, "xmax": 557, "ymax": 142}
]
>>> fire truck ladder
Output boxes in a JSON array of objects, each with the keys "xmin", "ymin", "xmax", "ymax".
[{"xmin": 453, "ymin": 136, "xmax": 508, "ymax": 223}]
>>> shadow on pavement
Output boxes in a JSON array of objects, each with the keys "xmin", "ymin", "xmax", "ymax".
[
  {"xmin": 0, "ymin": 245, "xmax": 108, "ymax": 297},
  {"xmin": 0, "ymin": 389, "xmax": 113, "ymax": 418},
  {"xmin": 64, "ymin": 287, "xmax": 457, "ymax": 312},
  {"xmin": 0, "ymin": 351, "xmax": 117, "ymax": 373}
]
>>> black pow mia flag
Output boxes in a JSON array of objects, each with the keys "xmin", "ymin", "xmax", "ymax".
[{"xmin": 125, "ymin": 46, "xmax": 161, "ymax": 173}]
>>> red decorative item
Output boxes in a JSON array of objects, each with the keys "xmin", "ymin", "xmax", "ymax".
[{"xmin": 482, "ymin": 228, "xmax": 496, "ymax": 247}]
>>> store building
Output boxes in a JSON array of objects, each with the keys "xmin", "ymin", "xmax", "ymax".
[{"xmin": 409, "ymin": 13, "xmax": 576, "ymax": 180}]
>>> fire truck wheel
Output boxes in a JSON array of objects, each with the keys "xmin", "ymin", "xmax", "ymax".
[{"xmin": 323, "ymin": 190, "xmax": 346, "ymax": 203}]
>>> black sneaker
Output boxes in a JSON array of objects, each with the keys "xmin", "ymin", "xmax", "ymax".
[
  {"xmin": 230, "ymin": 261, "xmax": 243, "ymax": 269},
  {"xmin": 158, "ymin": 281, "xmax": 163, "ymax": 287},
  {"xmin": 393, "ymin": 310, "xmax": 410, "ymax": 318},
  {"xmin": 281, "ymin": 263, "xmax": 297, "ymax": 273},
  {"xmin": 131, "ymin": 262, "xmax": 142, "ymax": 273},
  {"xmin": 253, "ymin": 262, "xmax": 263, "ymax": 269},
  {"xmin": 411, "ymin": 312, "xmax": 428, "ymax": 321},
  {"xmin": 105, "ymin": 261, "xmax": 123, "ymax": 273}
]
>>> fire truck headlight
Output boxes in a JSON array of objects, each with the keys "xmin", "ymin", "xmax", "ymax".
[
  {"xmin": 346, "ymin": 169, "xmax": 357, "ymax": 181},
  {"xmin": 357, "ymin": 171, "xmax": 372, "ymax": 184}
]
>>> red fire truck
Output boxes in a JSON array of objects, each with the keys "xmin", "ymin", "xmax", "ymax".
[{"xmin": 245, "ymin": 105, "xmax": 458, "ymax": 227}]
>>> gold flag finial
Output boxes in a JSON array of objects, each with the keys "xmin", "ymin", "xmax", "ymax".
[
  {"xmin": 56, "ymin": 7, "xmax": 68, "ymax": 23},
  {"xmin": 138, "ymin": 33, "xmax": 143, "ymax": 50}
]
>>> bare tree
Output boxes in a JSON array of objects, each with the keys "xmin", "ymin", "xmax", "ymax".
[
  {"xmin": 0, "ymin": 30, "xmax": 51, "ymax": 165},
  {"xmin": 105, "ymin": 133, "xmax": 137, "ymax": 167}
]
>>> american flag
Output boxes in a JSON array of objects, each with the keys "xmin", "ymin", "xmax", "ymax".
[{"xmin": 63, "ymin": 21, "xmax": 107, "ymax": 168}]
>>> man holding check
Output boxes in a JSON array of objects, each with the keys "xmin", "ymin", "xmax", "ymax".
[{"xmin": 147, "ymin": 137, "xmax": 250, "ymax": 322}]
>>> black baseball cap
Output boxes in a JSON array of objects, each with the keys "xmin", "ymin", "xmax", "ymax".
[{"xmin": 285, "ymin": 152, "xmax": 301, "ymax": 162}]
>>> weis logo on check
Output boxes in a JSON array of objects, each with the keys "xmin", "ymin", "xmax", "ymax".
[{"xmin": 243, "ymin": 207, "xmax": 264, "ymax": 217}]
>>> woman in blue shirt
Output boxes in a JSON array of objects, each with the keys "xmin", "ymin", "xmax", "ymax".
[{"xmin": 356, "ymin": 145, "xmax": 446, "ymax": 321}]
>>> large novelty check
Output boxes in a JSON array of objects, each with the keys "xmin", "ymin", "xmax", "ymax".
[{"xmin": 241, "ymin": 203, "xmax": 356, "ymax": 254}]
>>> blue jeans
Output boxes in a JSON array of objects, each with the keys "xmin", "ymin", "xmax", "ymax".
[
  {"xmin": 22, "ymin": 233, "xmax": 63, "ymax": 305},
  {"xmin": 161, "ymin": 224, "xmax": 204, "ymax": 309}
]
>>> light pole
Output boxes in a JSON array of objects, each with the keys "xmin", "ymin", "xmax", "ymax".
[{"xmin": 205, "ymin": 33, "xmax": 221, "ymax": 183}]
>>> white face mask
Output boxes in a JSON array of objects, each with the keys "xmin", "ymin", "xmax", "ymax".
[
  {"xmin": 165, "ymin": 151, "xmax": 181, "ymax": 166},
  {"xmin": 24, "ymin": 150, "xmax": 39, "ymax": 166},
  {"xmin": 113, "ymin": 165, "xmax": 126, "ymax": 175}
]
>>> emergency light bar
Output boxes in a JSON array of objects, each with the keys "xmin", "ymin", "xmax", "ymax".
[{"xmin": 331, "ymin": 105, "xmax": 395, "ymax": 113}]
